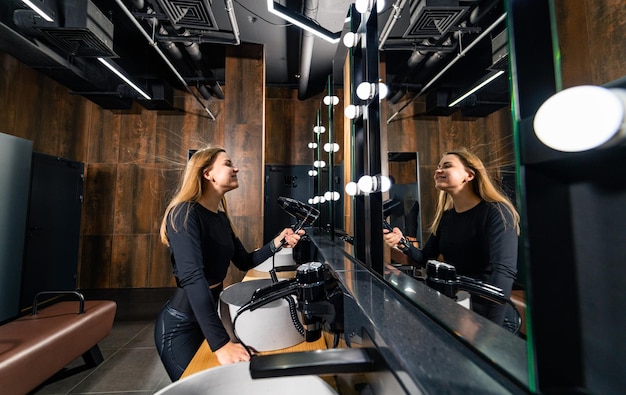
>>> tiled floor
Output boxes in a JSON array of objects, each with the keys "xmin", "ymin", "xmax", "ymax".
[{"xmin": 30, "ymin": 288, "xmax": 176, "ymax": 395}]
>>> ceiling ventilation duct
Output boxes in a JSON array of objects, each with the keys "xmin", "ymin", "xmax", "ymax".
[
  {"xmin": 404, "ymin": 0, "xmax": 468, "ymax": 39},
  {"xmin": 156, "ymin": 0, "xmax": 219, "ymax": 31},
  {"xmin": 37, "ymin": 0, "xmax": 115, "ymax": 58},
  {"xmin": 490, "ymin": 27, "xmax": 507, "ymax": 71}
]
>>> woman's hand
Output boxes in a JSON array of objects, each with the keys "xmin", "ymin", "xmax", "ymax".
[
  {"xmin": 214, "ymin": 341, "xmax": 252, "ymax": 365},
  {"xmin": 273, "ymin": 228, "xmax": 305, "ymax": 249},
  {"xmin": 382, "ymin": 226, "xmax": 406, "ymax": 250}
]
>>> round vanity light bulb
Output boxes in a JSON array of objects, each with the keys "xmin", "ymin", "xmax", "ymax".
[
  {"xmin": 323, "ymin": 191, "xmax": 341, "ymax": 202},
  {"xmin": 323, "ymin": 142, "xmax": 340, "ymax": 153},
  {"xmin": 323, "ymin": 95, "xmax": 339, "ymax": 106},
  {"xmin": 534, "ymin": 86, "xmax": 626, "ymax": 152},
  {"xmin": 313, "ymin": 160, "xmax": 326, "ymax": 168},
  {"xmin": 344, "ymin": 104, "xmax": 361, "ymax": 119},
  {"xmin": 356, "ymin": 82, "xmax": 374, "ymax": 100},
  {"xmin": 308, "ymin": 169, "xmax": 318, "ymax": 177},
  {"xmin": 378, "ymin": 82, "xmax": 388, "ymax": 100},
  {"xmin": 343, "ymin": 32, "xmax": 358, "ymax": 48},
  {"xmin": 308, "ymin": 142, "xmax": 318, "ymax": 149},
  {"xmin": 313, "ymin": 125, "xmax": 326, "ymax": 134},
  {"xmin": 379, "ymin": 175, "xmax": 391, "ymax": 192},
  {"xmin": 357, "ymin": 175, "xmax": 374, "ymax": 194},
  {"xmin": 345, "ymin": 181, "xmax": 358, "ymax": 196},
  {"xmin": 312, "ymin": 196, "xmax": 320, "ymax": 204},
  {"xmin": 308, "ymin": 198, "xmax": 314, "ymax": 205}
]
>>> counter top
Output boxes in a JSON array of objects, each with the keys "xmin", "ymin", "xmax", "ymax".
[{"xmin": 311, "ymin": 233, "xmax": 530, "ymax": 394}]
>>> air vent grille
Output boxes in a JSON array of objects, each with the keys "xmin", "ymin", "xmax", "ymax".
[
  {"xmin": 157, "ymin": 0, "xmax": 218, "ymax": 30},
  {"xmin": 404, "ymin": 4, "xmax": 468, "ymax": 39},
  {"xmin": 40, "ymin": 29, "xmax": 116, "ymax": 57}
]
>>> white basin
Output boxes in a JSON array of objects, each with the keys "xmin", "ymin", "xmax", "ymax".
[
  {"xmin": 254, "ymin": 247, "xmax": 295, "ymax": 272},
  {"xmin": 219, "ymin": 279, "xmax": 304, "ymax": 351},
  {"xmin": 154, "ymin": 361, "xmax": 337, "ymax": 395}
]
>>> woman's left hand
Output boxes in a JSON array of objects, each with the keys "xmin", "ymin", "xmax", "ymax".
[{"xmin": 274, "ymin": 228, "xmax": 305, "ymax": 249}]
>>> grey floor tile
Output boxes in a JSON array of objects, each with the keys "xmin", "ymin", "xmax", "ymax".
[
  {"xmin": 68, "ymin": 348, "xmax": 167, "ymax": 393},
  {"xmin": 98, "ymin": 321, "xmax": 154, "ymax": 350}
]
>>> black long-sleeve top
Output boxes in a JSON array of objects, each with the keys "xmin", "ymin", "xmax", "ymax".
[
  {"xmin": 403, "ymin": 200, "xmax": 518, "ymax": 324},
  {"xmin": 166, "ymin": 202, "xmax": 275, "ymax": 351}
]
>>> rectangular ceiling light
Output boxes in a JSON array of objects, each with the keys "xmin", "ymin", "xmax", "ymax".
[
  {"xmin": 97, "ymin": 58, "xmax": 152, "ymax": 100},
  {"xmin": 448, "ymin": 70, "xmax": 505, "ymax": 107},
  {"xmin": 266, "ymin": 0, "xmax": 340, "ymax": 44},
  {"xmin": 22, "ymin": 0, "xmax": 54, "ymax": 22}
]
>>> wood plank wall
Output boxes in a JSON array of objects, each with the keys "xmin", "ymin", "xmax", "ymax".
[{"xmin": 1, "ymin": 0, "xmax": 622, "ymax": 289}]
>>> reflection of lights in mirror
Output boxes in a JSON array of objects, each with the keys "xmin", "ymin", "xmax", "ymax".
[
  {"xmin": 313, "ymin": 160, "xmax": 326, "ymax": 168},
  {"xmin": 307, "ymin": 142, "xmax": 318, "ymax": 149},
  {"xmin": 324, "ymin": 143, "xmax": 340, "ymax": 153},
  {"xmin": 309, "ymin": 196, "xmax": 326, "ymax": 204},
  {"xmin": 346, "ymin": 175, "xmax": 392, "ymax": 196},
  {"xmin": 308, "ymin": 169, "xmax": 318, "ymax": 177},
  {"xmin": 323, "ymin": 95, "xmax": 339, "ymax": 106},
  {"xmin": 533, "ymin": 85, "xmax": 626, "ymax": 152},
  {"xmin": 343, "ymin": 32, "xmax": 360, "ymax": 48},
  {"xmin": 356, "ymin": 81, "xmax": 388, "ymax": 101},
  {"xmin": 448, "ymin": 70, "xmax": 505, "ymax": 107},
  {"xmin": 355, "ymin": 0, "xmax": 386, "ymax": 14},
  {"xmin": 324, "ymin": 191, "xmax": 340, "ymax": 201},
  {"xmin": 344, "ymin": 104, "xmax": 363, "ymax": 120},
  {"xmin": 313, "ymin": 125, "xmax": 326, "ymax": 134}
]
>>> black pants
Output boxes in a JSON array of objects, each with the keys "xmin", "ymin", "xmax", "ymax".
[{"xmin": 154, "ymin": 301, "xmax": 204, "ymax": 381}]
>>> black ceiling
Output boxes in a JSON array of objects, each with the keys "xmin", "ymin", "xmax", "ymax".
[{"xmin": 0, "ymin": 0, "xmax": 509, "ymax": 117}]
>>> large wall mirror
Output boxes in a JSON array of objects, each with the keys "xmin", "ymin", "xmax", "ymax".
[{"xmin": 334, "ymin": 0, "xmax": 527, "ymax": 388}]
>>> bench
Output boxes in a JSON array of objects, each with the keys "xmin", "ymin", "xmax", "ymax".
[{"xmin": 0, "ymin": 291, "xmax": 117, "ymax": 395}]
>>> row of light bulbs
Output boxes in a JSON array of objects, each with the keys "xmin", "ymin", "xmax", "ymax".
[{"xmin": 307, "ymin": 0, "xmax": 389, "ymax": 205}]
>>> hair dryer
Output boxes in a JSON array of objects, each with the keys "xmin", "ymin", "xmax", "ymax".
[
  {"xmin": 425, "ymin": 260, "xmax": 507, "ymax": 303},
  {"xmin": 236, "ymin": 262, "xmax": 343, "ymax": 343},
  {"xmin": 277, "ymin": 196, "xmax": 320, "ymax": 234}
]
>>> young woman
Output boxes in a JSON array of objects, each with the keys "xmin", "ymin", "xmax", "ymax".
[
  {"xmin": 383, "ymin": 148, "xmax": 520, "ymax": 325},
  {"xmin": 154, "ymin": 146, "xmax": 303, "ymax": 381}
]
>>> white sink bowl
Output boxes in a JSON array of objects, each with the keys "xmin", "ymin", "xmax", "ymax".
[
  {"xmin": 219, "ymin": 279, "xmax": 304, "ymax": 351},
  {"xmin": 154, "ymin": 361, "xmax": 337, "ymax": 395},
  {"xmin": 254, "ymin": 247, "xmax": 295, "ymax": 272}
]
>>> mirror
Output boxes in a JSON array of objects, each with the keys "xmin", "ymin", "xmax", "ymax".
[
  {"xmin": 335, "ymin": 0, "xmax": 527, "ymax": 388},
  {"xmin": 311, "ymin": 75, "xmax": 344, "ymax": 240},
  {"xmin": 385, "ymin": 152, "xmax": 422, "ymax": 247}
]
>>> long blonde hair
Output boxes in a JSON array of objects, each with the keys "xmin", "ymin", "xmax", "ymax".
[
  {"xmin": 159, "ymin": 146, "xmax": 229, "ymax": 246},
  {"xmin": 430, "ymin": 148, "xmax": 520, "ymax": 236}
]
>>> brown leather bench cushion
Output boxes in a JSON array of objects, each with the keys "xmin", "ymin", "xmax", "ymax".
[{"xmin": 0, "ymin": 300, "xmax": 117, "ymax": 395}]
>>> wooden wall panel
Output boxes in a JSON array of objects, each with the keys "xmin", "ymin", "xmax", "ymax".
[
  {"xmin": 0, "ymin": 54, "xmax": 19, "ymax": 134},
  {"xmin": 223, "ymin": 44, "xmax": 265, "ymax": 286},
  {"xmin": 79, "ymin": 235, "xmax": 112, "ymax": 289},
  {"xmin": 114, "ymin": 164, "xmax": 157, "ymax": 234},
  {"xmin": 555, "ymin": 0, "xmax": 626, "ymax": 87},
  {"xmin": 266, "ymin": 88, "xmax": 297, "ymax": 165},
  {"xmin": 87, "ymin": 105, "xmax": 121, "ymax": 164},
  {"xmin": 149, "ymin": 235, "xmax": 176, "ymax": 288},
  {"xmin": 83, "ymin": 163, "xmax": 116, "ymax": 235},
  {"xmin": 111, "ymin": 234, "xmax": 151, "ymax": 288},
  {"xmin": 119, "ymin": 106, "xmax": 158, "ymax": 164}
]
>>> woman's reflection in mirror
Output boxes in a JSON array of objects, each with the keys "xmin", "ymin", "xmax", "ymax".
[{"xmin": 383, "ymin": 148, "xmax": 520, "ymax": 326}]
